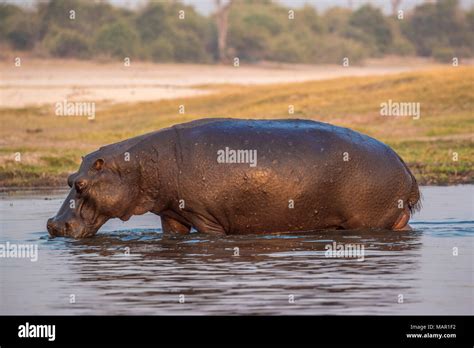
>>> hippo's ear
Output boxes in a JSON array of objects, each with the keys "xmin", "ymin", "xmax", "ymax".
[{"xmin": 93, "ymin": 158, "xmax": 104, "ymax": 171}]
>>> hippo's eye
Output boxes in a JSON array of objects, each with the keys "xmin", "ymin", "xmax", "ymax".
[{"xmin": 93, "ymin": 158, "xmax": 104, "ymax": 171}]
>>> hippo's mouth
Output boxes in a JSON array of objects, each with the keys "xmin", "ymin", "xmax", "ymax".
[
  {"xmin": 77, "ymin": 199, "xmax": 99, "ymax": 227},
  {"xmin": 75, "ymin": 200, "xmax": 108, "ymax": 237}
]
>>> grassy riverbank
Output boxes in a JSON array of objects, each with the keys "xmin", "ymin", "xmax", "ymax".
[{"xmin": 1, "ymin": 66, "xmax": 472, "ymax": 187}]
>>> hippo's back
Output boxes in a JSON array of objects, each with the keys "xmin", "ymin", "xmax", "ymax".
[
  {"xmin": 175, "ymin": 118, "xmax": 358, "ymax": 139},
  {"xmin": 173, "ymin": 118, "xmax": 395, "ymax": 164}
]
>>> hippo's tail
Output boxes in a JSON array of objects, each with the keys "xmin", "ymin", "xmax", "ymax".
[{"xmin": 398, "ymin": 154, "xmax": 422, "ymax": 214}]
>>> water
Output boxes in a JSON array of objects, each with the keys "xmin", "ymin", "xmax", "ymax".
[{"xmin": 0, "ymin": 186, "xmax": 472, "ymax": 315}]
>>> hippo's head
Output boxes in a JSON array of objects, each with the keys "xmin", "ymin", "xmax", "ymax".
[{"xmin": 47, "ymin": 154, "xmax": 142, "ymax": 238}]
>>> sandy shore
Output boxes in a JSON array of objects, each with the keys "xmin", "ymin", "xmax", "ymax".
[{"xmin": 0, "ymin": 57, "xmax": 444, "ymax": 108}]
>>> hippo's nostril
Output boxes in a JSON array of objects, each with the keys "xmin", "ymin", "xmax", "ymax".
[
  {"xmin": 74, "ymin": 179, "xmax": 87, "ymax": 193},
  {"xmin": 47, "ymin": 218, "xmax": 56, "ymax": 229}
]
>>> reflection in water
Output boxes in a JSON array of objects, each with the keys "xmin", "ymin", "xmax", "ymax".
[
  {"xmin": 0, "ymin": 186, "xmax": 472, "ymax": 315},
  {"xmin": 61, "ymin": 229, "xmax": 421, "ymax": 315}
]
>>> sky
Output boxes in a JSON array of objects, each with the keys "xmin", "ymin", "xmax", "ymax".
[
  {"xmin": 4, "ymin": 0, "xmax": 473, "ymax": 14},
  {"xmin": 183, "ymin": 0, "xmax": 473, "ymax": 15}
]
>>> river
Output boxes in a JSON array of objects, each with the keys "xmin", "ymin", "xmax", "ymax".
[{"xmin": 0, "ymin": 185, "xmax": 472, "ymax": 315}]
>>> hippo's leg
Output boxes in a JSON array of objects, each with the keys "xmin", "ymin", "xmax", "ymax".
[
  {"xmin": 192, "ymin": 216, "xmax": 226, "ymax": 235},
  {"xmin": 161, "ymin": 216, "xmax": 191, "ymax": 235}
]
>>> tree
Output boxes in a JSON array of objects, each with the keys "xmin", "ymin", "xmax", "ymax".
[
  {"xmin": 45, "ymin": 29, "xmax": 91, "ymax": 58},
  {"xmin": 94, "ymin": 21, "xmax": 139, "ymax": 58},
  {"xmin": 215, "ymin": 0, "xmax": 232, "ymax": 63},
  {"xmin": 402, "ymin": 0, "xmax": 470, "ymax": 57},
  {"xmin": 391, "ymin": 0, "xmax": 402, "ymax": 16},
  {"xmin": 350, "ymin": 5, "xmax": 393, "ymax": 54}
]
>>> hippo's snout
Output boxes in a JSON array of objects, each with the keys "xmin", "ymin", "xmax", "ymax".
[
  {"xmin": 47, "ymin": 216, "xmax": 89, "ymax": 238},
  {"xmin": 46, "ymin": 217, "xmax": 57, "ymax": 235},
  {"xmin": 47, "ymin": 217, "xmax": 69, "ymax": 237}
]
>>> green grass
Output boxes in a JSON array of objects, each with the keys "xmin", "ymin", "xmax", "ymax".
[
  {"xmin": 389, "ymin": 139, "xmax": 472, "ymax": 185},
  {"xmin": 1, "ymin": 66, "xmax": 473, "ymax": 187}
]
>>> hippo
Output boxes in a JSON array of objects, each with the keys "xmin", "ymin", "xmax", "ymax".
[{"xmin": 47, "ymin": 118, "xmax": 420, "ymax": 238}]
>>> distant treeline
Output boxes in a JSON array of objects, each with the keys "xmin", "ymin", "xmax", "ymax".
[{"xmin": 1, "ymin": 0, "xmax": 473, "ymax": 64}]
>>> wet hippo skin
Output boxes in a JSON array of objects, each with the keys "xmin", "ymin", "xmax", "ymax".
[{"xmin": 47, "ymin": 118, "xmax": 420, "ymax": 238}]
